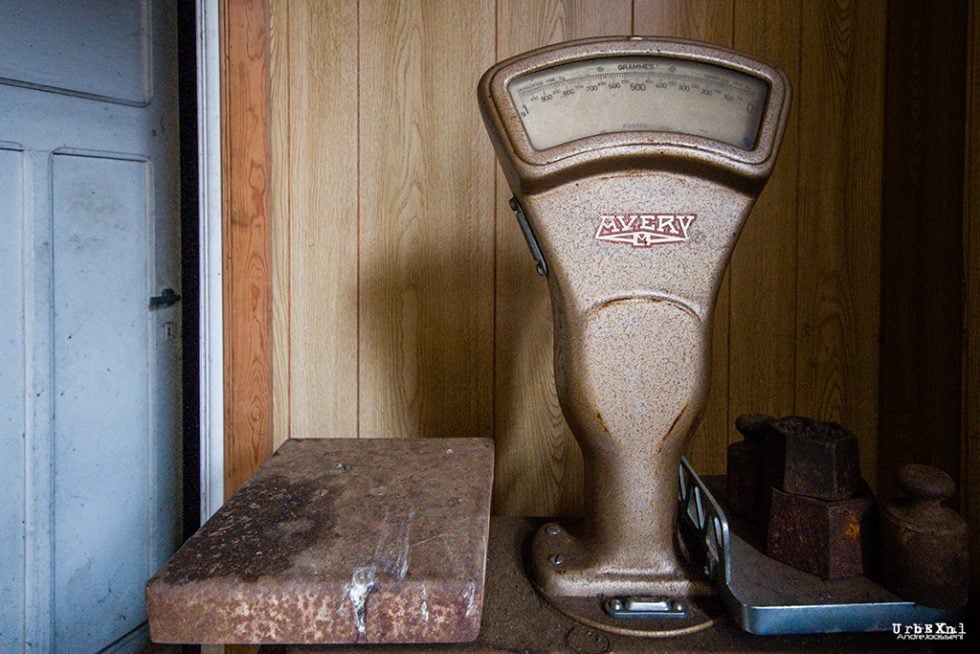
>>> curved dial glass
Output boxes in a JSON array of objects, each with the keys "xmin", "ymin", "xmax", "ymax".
[{"xmin": 507, "ymin": 56, "xmax": 768, "ymax": 151}]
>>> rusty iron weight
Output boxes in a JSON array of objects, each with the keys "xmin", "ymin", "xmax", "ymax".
[
  {"xmin": 880, "ymin": 464, "xmax": 969, "ymax": 609},
  {"xmin": 763, "ymin": 416, "xmax": 861, "ymax": 501},
  {"xmin": 726, "ymin": 413, "xmax": 773, "ymax": 522},
  {"xmin": 766, "ymin": 485, "xmax": 877, "ymax": 580}
]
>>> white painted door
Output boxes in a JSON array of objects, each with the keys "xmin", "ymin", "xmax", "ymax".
[{"xmin": 0, "ymin": 1, "xmax": 182, "ymax": 652}]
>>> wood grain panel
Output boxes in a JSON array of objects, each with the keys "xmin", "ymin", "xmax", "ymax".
[
  {"xmin": 730, "ymin": 2, "xmax": 800, "ymax": 436},
  {"xmin": 493, "ymin": 0, "xmax": 631, "ymax": 516},
  {"xmin": 260, "ymin": 0, "xmax": 901, "ymax": 523},
  {"xmin": 270, "ymin": 0, "xmax": 289, "ymax": 449},
  {"xmin": 633, "ymin": 0, "xmax": 734, "ymax": 475},
  {"xmin": 221, "ymin": 0, "xmax": 274, "ymax": 496},
  {"xmin": 358, "ymin": 0, "xmax": 496, "ymax": 442},
  {"xmin": 633, "ymin": 0, "xmax": 733, "ymax": 40},
  {"xmin": 797, "ymin": 0, "xmax": 884, "ymax": 490},
  {"xmin": 964, "ymin": 0, "xmax": 980, "ymax": 605},
  {"xmin": 224, "ymin": 3, "xmax": 274, "ymax": 651},
  {"xmin": 287, "ymin": 0, "xmax": 359, "ymax": 442}
]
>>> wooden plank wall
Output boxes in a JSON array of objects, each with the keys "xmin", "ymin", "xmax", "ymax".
[{"xmin": 268, "ymin": 0, "xmax": 885, "ymax": 516}]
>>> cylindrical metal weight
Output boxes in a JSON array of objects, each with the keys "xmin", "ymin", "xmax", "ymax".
[{"xmin": 879, "ymin": 464, "xmax": 968, "ymax": 609}]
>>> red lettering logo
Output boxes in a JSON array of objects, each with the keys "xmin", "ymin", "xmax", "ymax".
[{"xmin": 594, "ymin": 213, "xmax": 696, "ymax": 247}]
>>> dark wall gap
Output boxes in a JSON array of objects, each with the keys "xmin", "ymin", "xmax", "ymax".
[
  {"xmin": 879, "ymin": 0, "xmax": 968, "ymax": 505},
  {"xmin": 178, "ymin": 0, "xmax": 201, "ymax": 542}
]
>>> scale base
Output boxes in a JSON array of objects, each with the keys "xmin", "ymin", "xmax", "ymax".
[{"xmin": 527, "ymin": 520, "xmax": 724, "ymax": 637}]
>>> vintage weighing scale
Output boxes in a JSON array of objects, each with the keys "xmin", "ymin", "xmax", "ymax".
[
  {"xmin": 146, "ymin": 37, "xmax": 958, "ymax": 649},
  {"xmin": 477, "ymin": 35, "xmax": 788, "ymax": 637}
]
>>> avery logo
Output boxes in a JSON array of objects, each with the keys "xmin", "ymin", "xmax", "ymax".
[{"xmin": 594, "ymin": 213, "xmax": 697, "ymax": 248}]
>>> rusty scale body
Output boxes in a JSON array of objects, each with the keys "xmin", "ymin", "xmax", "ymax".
[{"xmin": 479, "ymin": 37, "xmax": 790, "ymax": 635}]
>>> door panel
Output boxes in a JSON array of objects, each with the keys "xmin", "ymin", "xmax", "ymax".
[
  {"xmin": 51, "ymin": 154, "xmax": 152, "ymax": 651},
  {"xmin": 0, "ymin": 0, "xmax": 149, "ymax": 105},
  {"xmin": 0, "ymin": 146, "xmax": 27, "ymax": 653},
  {"xmin": 0, "ymin": 1, "xmax": 180, "ymax": 652}
]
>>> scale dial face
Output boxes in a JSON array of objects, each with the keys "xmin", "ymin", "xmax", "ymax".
[{"xmin": 507, "ymin": 56, "xmax": 768, "ymax": 151}]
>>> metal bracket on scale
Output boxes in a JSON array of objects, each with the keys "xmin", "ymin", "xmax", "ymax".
[{"xmin": 677, "ymin": 458, "xmax": 961, "ymax": 635}]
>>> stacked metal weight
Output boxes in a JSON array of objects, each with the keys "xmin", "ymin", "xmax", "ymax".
[{"xmin": 727, "ymin": 415, "xmax": 876, "ymax": 580}]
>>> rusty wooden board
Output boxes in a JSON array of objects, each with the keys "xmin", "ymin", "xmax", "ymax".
[
  {"xmin": 263, "ymin": 517, "xmax": 926, "ymax": 653},
  {"xmin": 146, "ymin": 438, "xmax": 494, "ymax": 645}
]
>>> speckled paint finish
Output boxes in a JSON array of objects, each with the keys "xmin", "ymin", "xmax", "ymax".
[
  {"xmin": 521, "ymin": 174, "xmax": 750, "ymax": 626},
  {"xmin": 478, "ymin": 36, "xmax": 790, "ymax": 627},
  {"xmin": 146, "ymin": 438, "xmax": 494, "ymax": 644}
]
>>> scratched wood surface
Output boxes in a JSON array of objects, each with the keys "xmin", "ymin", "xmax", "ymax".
[{"xmin": 269, "ymin": 0, "xmax": 890, "ymax": 515}]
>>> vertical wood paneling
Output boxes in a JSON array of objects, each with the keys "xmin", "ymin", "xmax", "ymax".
[
  {"xmin": 288, "ymin": 0, "xmax": 359, "ymax": 442},
  {"xmin": 271, "ymin": 0, "xmax": 359, "ymax": 447},
  {"xmin": 797, "ymin": 0, "xmax": 884, "ymax": 489},
  {"xmin": 270, "ymin": 0, "xmax": 289, "ymax": 449},
  {"xmin": 358, "ymin": 0, "xmax": 496, "ymax": 441},
  {"xmin": 634, "ymin": 0, "xmax": 734, "ymax": 40},
  {"xmin": 633, "ymin": 0, "xmax": 734, "ymax": 475},
  {"xmin": 493, "ymin": 0, "xmax": 631, "ymax": 516},
  {"xmin": 263, "ymin": 0, "xmax": 906, "ymax": 519},
  {"xmin": 221, "ymin": 0, "xmax": 274, "ymax": 495},
  {"xmin": 730, "ymin": 2, "xmax": 800, "ymax": 437},
  {"xmin": 964, "ymin": 0, "xmax": 980, "ymax": 605}
]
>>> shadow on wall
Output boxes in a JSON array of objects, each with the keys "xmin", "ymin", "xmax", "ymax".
[
  {"xmin": 491, "ymin": 238, "xmax": 583, "ymax": 518},
  {"xmin": 357, "ymin": 219, "xmax": 493, "ymax": 442},
  {"xmin": 358, "ymin": 211, "xmax": 584, "ymax": 518}
]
